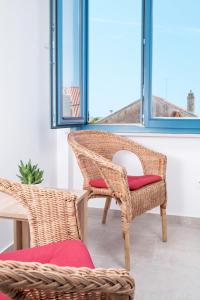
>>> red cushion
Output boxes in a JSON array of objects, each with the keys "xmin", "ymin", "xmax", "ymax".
[
  {"xmin": 0, "ymin": 295, "xmax": 9, "ymax": 300},
  {"xmin": 89, "ymin": 175, "xmax": 162, "ymax": 191},
  {"xmin": 0, "ymin": 240, "xmax": 94, "ymax": 300}
]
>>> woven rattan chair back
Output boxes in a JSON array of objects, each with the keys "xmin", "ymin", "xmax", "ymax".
[
  {"xmin": 68, "ymin": 130, "xmax": 166, "ymax": 175},
  {"xmin": 68, "ymin": 130, "xmax": 167, "ymax": 270},
  {"xmin": 0, "ymin": 178, "xmax": 81, "ymax": 246}
]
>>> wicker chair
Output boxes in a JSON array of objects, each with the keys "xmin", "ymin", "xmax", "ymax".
[
  {"xmin": 0, "ymin": 178, "xmax": 135, "ymax": 300},
  {"xmin": 68, "ymin": 130, "xmax": 167, "ymax": 270}
]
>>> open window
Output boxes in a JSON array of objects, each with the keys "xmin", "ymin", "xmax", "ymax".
[
  {"xmin": 50, "ymin": 0, "xmax": 200, "ymax": 133},
  {"xmin": 50, "ymin": 0, "xmax": 87, "ymax": 128}
]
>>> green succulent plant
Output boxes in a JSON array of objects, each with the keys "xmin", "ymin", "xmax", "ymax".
[{"xmin": 17, "ymin": 160, "xmax": 44, "ymax": 184}]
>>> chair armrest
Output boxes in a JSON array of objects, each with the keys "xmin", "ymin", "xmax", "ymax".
[
  {"xmin": 0, "ymin": 261, "xmax": 135, "ymax": 299},
  {"xmin": 142, "ymin": 152, "xmax": 167, "ymax": 179},
  {"xmin": 121, "ymin": 138, "xmax": 167, "ymax": 179},
  {"xmin": 0, "ymin": 178, "xmax": 81, "ymax": 246}
]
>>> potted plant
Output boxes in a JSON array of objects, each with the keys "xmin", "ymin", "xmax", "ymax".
[{"xmin": 17, "ymin": 160, "xmax": 44, "ymax": 185}]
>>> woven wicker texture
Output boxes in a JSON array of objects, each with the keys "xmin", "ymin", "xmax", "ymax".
[
  {"xmin": 68, "ymin": 130, "xmax": 167, "ymax": 269},
  {"xmin": 0, "ymin": 261, "xmax": 134, "ymax": 300},
  {"xmin": 0, "ymin": 178, "xmax": 134, "ymax": 299},
  {"xmin": 0, "ymin": 178, "xmax": 81, "ymax": 246}
]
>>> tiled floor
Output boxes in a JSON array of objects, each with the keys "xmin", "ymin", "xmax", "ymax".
[{"xmin": 87, "ymin": 208, "xmax": 200, "ymax": 300}]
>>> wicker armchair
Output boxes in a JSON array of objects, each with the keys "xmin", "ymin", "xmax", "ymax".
[
  {"xmin": 0, "ymin": 178, "xmax": 135, "ymax": 300},
  {"xmin": 68, "ymin": 130, "xmax": 167, "ymax": 270}
]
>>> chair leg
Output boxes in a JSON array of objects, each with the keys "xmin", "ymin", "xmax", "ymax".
[
  {"xmin": 102, "ymin": 197, "xmax": 112, "ymax": 224},
  {"xmin": 160, "ymin": 206, "xmax": 167, "ymax": 242},
  {"xmin": 123, "ymin": 225, "xmax": 131, "ymax": 271}
]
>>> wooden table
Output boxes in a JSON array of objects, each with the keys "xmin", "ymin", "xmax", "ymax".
[{"xmin": 0, "ymin": 190, "xmax": 87, "ymax": 250}]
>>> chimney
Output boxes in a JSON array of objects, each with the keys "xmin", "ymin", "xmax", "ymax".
[{"xmin": 187, "ymin": 90, "xmax": 195, "ymax": 113}]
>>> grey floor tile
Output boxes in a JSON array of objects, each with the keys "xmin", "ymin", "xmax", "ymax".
[{"xmin": 87, "ymin": 208, "xmax": 200, "ymax": 300}]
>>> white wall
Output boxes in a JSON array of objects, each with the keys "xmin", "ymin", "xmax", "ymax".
[
  {"xmin": 56, "ymin": 129, "xmax": 71, "ymax": 188},
  {"xmin": 0, "ymin": 0, "xmax": 57, "ymax": 251},
  {"xmin": 57, "ymin": 132, "xmax": 200, "ymax": 218}
]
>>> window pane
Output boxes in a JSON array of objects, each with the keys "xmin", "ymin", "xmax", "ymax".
[
  {"xmin": 62, "ymin": 0, "xmax": 81, "ymax": 118},
  {"xmin": 152, "ymin": 0, "xmax": 200, "ymax": 119},
  {"xmin": 88, "ymin": 0, "xmax": 142, "ymax": 124}
]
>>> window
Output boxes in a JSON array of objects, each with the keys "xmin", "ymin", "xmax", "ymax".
[
  {"xmin": 51, "ymin": 0, "xmax": 200, "ymax": 132},
  {"xmin": 89, "ymin": 0, "xmax": 142, "ymax": 124},
  {"xmin": 152, "ymin": 0, "xmax": 200, "ymax": 120},
  {"xmin": 62, "ymin": 0, "xmax": 80, "ymax": 119},
  {"xmin": 50, "ymin": 0, "xmax": 87, "ymax": 127}
]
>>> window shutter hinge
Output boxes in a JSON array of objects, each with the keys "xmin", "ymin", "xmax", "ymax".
[{"xmin": 143, "ymin": 38, "xmax": 146, "ymax": 45}]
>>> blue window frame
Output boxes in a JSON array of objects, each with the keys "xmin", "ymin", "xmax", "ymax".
[
  {"xmin": 50, "ymin": 0, "xmax": 200, "ymax": 133},
  {"xmin": 50, "ymin": 0, "xmax": 88, "ymax": 127}
]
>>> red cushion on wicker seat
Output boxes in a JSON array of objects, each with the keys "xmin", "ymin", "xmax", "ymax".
[
  {"xmin": 0, "ymin": 240, "xmax": 94, "ymax": 268},
  {"xmin": 89, "ymin": 175, "xmax": 162, "ymax": 191},
  {"xmin": 0, "ymin": 240, "xmax": 94, "ymax": 300}
]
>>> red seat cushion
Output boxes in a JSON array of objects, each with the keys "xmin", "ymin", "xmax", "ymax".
[
  {"xmin": 89, "ymin": 175, "xmax": 162, "ymax": 191},
  {"xmin": 0, "ymin": 240, "xmax": 94, "ymax": 300}
]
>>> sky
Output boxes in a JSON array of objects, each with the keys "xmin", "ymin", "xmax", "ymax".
[
  {"xmin": 89, "ymin": 0, "xmax": 200, "ymax": 116},
  {"xmin": 89, "ymin": 0, "xmax": 141, "ymax": 118},
  {"xmin": 63, "ymin": 0, "xmax": 200, "ymax": 119}
]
